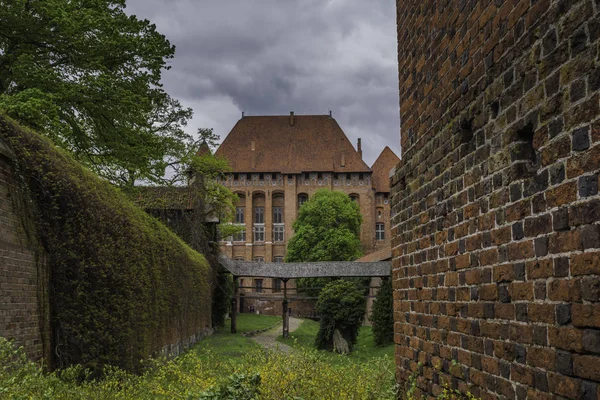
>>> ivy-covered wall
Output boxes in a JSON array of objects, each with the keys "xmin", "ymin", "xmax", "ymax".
[
  {"xmin": 0, "ymin": 131, "xmax": 51, "ymax": 367},
  {"xmin": 0, "ymin": 114, "xmax": 213, "ymax": 374}
]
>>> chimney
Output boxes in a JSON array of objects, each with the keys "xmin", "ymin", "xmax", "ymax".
[
  {"xmin": 357, "ymin": 138, "xmax": 362, "ymax": 159},
  {"xmin": 251, "ymin": 140, "xmax": 255, "ymax": 169},
  {"xmin": 289, "ymin": 111, "xmax": 295, "ymax": 126}
]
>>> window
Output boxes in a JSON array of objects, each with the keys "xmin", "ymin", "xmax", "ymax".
[
  {"xmin": 350, "ymin": 194, "xmax": 359, "ymax": 202},
  {"xmin": 273, "ymin": 256, "xmax": 284, "ymax": 263},
  {"xmin": 253, "ymin": 257, "xmax": 264, "ymax": 262},
  {"xmin": 234, "ymin": 257, "xmax": 245, "ymax": 261},
  {"xmin": 273, "ymin": 225, "xmax": 284, "ymax": 242},
  {"xmin": 233, "ymin": 228, "xmax": 246, "ymax": 242},
  {"xmin": 298, "ymin": 194, "xmax": 308, "ymax": 208},
  {"xmin": 235, "ymin": 207, "xmax": 245, "ymax": 224},
  {"xmin": 273, "ymin": 207, "xmax": 283, "ymax": 224},
  {"xmin": 254, "ymin": 207, "xmax": 264, "ymax": 223},
  {"xmin": 254, "ymin": 279, "xmax": 263, "ymax": 293},
  {"xmin": 253, "ymin": 225, "xmax": 265, "ymax": 242},
  {"xmin": 376, "ymin": 223, "xmax": 385, "ymax": 241},
  {"xmin": 273, "ymin": 279, "xmax": 282, "ymax": 293}
]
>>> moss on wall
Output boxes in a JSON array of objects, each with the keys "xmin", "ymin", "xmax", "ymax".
[{"xmin": 0, "ymin": 114, "xmax": 212, "ymax": 374}]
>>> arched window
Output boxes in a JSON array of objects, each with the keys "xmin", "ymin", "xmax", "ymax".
[
  {"xmin": 253, "ymin": 193, "xmax": 265, "ymax": 242},
  {"xmin": 349, "ymin": 193, "xmax": 359, "ymax": 202},
  {"xmin": 273, "ymin": 193, "xmax": 285, "ymax": 242},
  {"xmin": 298, "ymin": 193, "xmax": 308, "ymax": 208},
  {"xmin": 376, "ymin": 223, "xmax": 385, "ymax": 241}
]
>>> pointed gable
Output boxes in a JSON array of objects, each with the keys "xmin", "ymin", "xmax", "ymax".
[
  {"xmin": 371, "ymin": 146, "xmax": 400, "ymax": 193},
  {"xmin": 215, "ymin": 114, "xmax": 371, "ymax": 174},
  {"xmin": 196, "ymin": 141, "xmax": 211, "ymax": 157}
]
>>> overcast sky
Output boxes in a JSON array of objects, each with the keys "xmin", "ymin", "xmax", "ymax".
[{"xmin": 125, "ymin": 0, "xmax": 400, "ymax": 166}]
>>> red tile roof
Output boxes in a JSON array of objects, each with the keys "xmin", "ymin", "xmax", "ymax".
[
  {"xmin": 215, "ymin": 114, "xmax": 372, "ymax": 174},
  {"xmin": 355, "ymin": 247, "xmax": 392, "ymax": 262},
  {"xmin": 371, "ymin": 146, "xmax": 400, "ymax": 193}
]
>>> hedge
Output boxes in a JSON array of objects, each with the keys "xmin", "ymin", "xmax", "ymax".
[{"xmin": 0, "ymin": 114, "xmax": 212, "ymax": 374}]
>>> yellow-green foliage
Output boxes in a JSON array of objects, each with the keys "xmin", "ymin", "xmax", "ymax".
[
  {"xmin": 0, "ymin": 114, "xmax": 212, "ymax": 374},
  {"xmin": 0, "ymin": 338, "xmax": 396, "ymax": 399}
]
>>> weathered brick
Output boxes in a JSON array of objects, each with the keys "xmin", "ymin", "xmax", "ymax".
[
  {"xmin": 548, "ymin": 230, "xmax": 581, "ymax": 253},
  {"xmin": 510, "ymin": 282, "xmax": 534, "ymax": 300},
  {"xmin": 507, "ymin": 240, "xmax": 534, "ymax": 260},
  {"xmin": 528, "ymin": 303, "xmax": 556, "ymax": 324},
  {"xmin": 546, "ymin": 181, "xmax": 577, "ymax": 208},
  {"xmin": 527, "ymin": 347, "xmax": 555, "ymax": 370},
  {"xmin": 549, "ymin": 327, "xmax": 583, "ymax": 352},
  {"xmin": 567, "ymin": 144, "xmax": 600, "ymax": 178},
  {"xmin": 548, "ymin": 372, "xmax": 582, "ymax": 399},
  {"xmin": 527, "ymin": 259, "xmax": 553, "ymax": 279},
  {"xmin": 572, "ymin": 304, "xmax": 600, "ymax": 328},
  {"xmin": 569, "ymin": 199, "xmax": 600, "ymax": 226},
  {"xmin": 571, "ymin": 251, "xmax": 600, "ymax": 276},
  {"xmin": 573, "ymin": 354, "xmax": 600, "ymax": 381}
]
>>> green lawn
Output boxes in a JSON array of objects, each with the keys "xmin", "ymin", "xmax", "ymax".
[
  {"xmin": 224, "ymin": 313, "xmax": 281, "ymax": 333},
  {"xmin": 193, "ymin": 313, "xmax": 281, "ymax": 361},
  {"xmin": 278, "ymin": 318, "xmax": 394, "ymax": 364}
]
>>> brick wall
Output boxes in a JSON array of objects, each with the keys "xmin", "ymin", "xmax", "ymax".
[
  {"xmin": 391, "ymin": 1, "xmax": 600, "ymax": 398},
  {"xmin": 0, "ymin": 139, "xmax": 50, "ymax": 364}
]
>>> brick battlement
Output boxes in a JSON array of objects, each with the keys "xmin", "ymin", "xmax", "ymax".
[{"xmin": 392, "ymin": 1, "xmax": 600, "ymax": 398}]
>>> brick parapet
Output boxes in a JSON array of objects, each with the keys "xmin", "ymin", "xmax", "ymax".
[{"xmin": 392, "ymin": 0, "xmax": 600, "ymax": 398}]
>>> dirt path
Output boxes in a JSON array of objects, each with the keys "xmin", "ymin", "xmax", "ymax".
[{"xmin": 250, "ymin": 317, "xmax": 303, "ymax": 353}]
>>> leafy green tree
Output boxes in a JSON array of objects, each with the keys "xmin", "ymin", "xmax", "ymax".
[
  {"xmin": 286, "ymin": 189, "xmax": 363, "ymax": 295},
  {"xmin": 0, "ymin": 0, "xmax": 193, "ymax": 185},
  {"xmin": 315, "ymin": 280, "xmax": 366, "ymax": 353},
  {"xmin": 286, "ymin": 189, "xmax": 362, "ymax": 262},
  {"xmin": 369, "ymin": 278, "xmax": 394, "ymax": 346}
]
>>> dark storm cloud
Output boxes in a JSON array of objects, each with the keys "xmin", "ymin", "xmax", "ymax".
[{"xmin": 125, "ymin": 0, "xmax": 400, "ymax": 165}]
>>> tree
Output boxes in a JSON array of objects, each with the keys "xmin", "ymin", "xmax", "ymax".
[
  {"xmin": 315, "ymin": 280, "xmax": 366, "ymax": 353},
  {"xmin": 0, "ymin": 0, "xmax": 192, "ymax": 185},
  {"xmin": 286, "ymin": 189, "xmax": 362, "ymax": 262},
  {"xmin": 286, "ymin": 189, "xmax": 364, "ymax": 295},
  {"xmin": 369, "ymin": 278, "xmax": 394, "ymax": 346}
]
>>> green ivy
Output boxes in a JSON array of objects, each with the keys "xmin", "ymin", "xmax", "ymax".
[{"xmin": 0, "ymin": 114, "xmax": 212, "ymax": 375}]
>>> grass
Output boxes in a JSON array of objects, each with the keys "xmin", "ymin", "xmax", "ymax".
[
  {"xmin": 224, "ymin": 313, "xmax": 281, "ymax": 333},
  {"xmin": 193, "ymin": 314, "xmax": 281, "ymax": 361},
  {"xmin": 0, "ymin": 314, "xmax": 397, "ymax": 399},
  {"xmin": 278, "ymin": 318, "xmax": 394, "ymax": 364}
]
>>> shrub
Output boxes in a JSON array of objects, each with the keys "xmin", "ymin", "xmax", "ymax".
[
  {"xmin": 315, "ymin": 280, "xmax": 366, "ymax": 352},
  {"xmin": 370, "ymin": 278, "xmax": 394, "ymax": 345}
]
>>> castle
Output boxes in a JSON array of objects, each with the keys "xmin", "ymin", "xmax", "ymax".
[{"xmin": 215, "ymin": 112, "xmax": 399, "ymax": 315}]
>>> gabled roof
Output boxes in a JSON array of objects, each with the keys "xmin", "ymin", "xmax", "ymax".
[
  {"xmin": 132, "ymin": 186, "xmax": 198, "ymax": 210},
  {"xmin": 355, "ymin": 247, "xmax": 392, "ymax": 262},
  {"xmin": 196, "ymin": 141, "xmax": 212, "ymax": 157},
  {"xmin": 215, "ymin": 114, "xmax": 371, "ymax": 174},
  {"xmin": 371, "ymin": 146, "xmax": 400, "ymax": 193}
]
